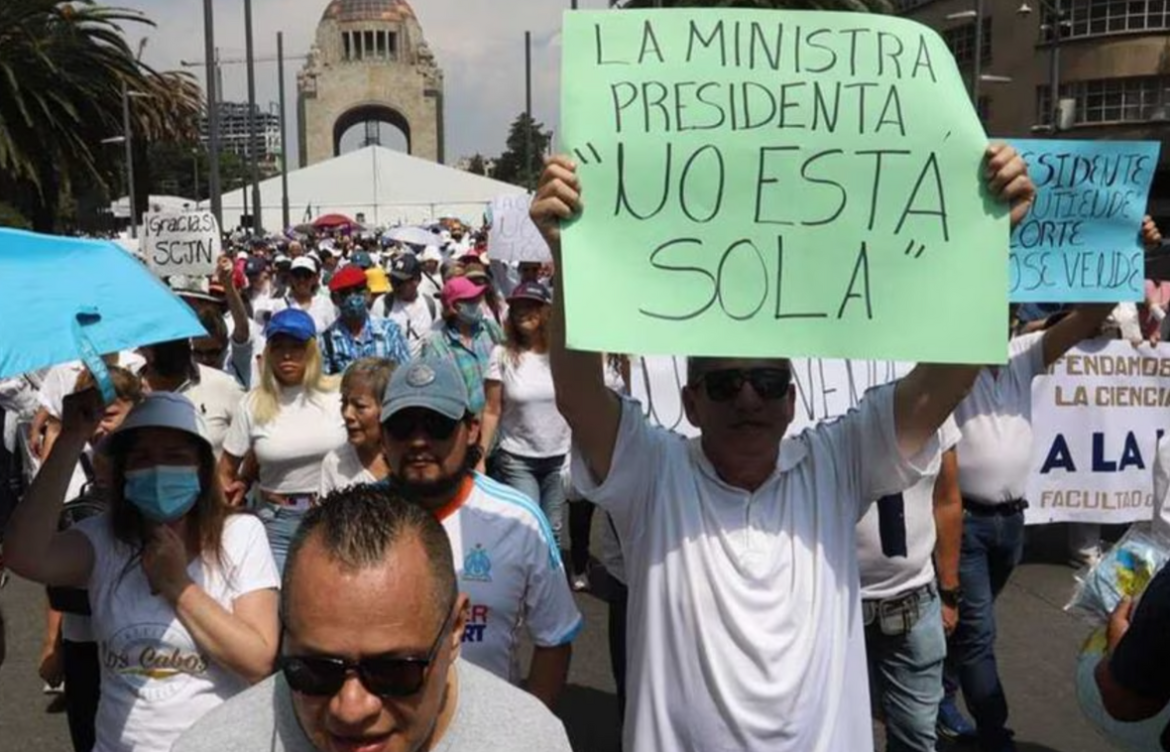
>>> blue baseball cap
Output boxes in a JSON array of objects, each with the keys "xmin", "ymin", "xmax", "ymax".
[
  {"xmin": 264, "ymin": 308, "xmax": 316, "ymax": 342},
  {"xmin": 350, "ymin": 250, "xmax": 373, "ymax": 269},
  {"xmin": 381, "ymin": 359, "xmax": 469, "ymax": 423}
]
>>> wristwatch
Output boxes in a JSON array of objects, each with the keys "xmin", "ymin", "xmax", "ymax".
[{"xmin": 939, "ymin": 587, "xmax": 963, "ymax": 608}]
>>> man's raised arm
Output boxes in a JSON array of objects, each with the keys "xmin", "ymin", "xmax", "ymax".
[
  {"xmin": 532, "ymin": 156, "xmax": 623, "ymax": 485},
  {"xmin": 894, "ymin": 143, "xmax": 1036, "ymax": 458}
]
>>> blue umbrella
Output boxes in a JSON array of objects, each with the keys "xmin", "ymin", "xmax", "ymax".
[{"xmin": 0, "ymin": 229, "xmax": 206, "ymax": 401}]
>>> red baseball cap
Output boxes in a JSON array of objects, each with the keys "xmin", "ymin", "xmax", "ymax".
[{"xmin": 328, "ymin": 264, "xmax": 368, "ymax": 293}]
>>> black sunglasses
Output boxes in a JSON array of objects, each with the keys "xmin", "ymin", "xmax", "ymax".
[
  {"xmin": 384, "ymin": 410, "xmax": 460, "ymax": 441},
  {"xmin": 281, "ymin": 600, "xmax": 457, "ymax": 698},
  {"xmin": 694, "ymin": 368, "xmax": 792, "ymax": 402}
]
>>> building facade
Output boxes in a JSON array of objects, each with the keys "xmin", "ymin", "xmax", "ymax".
[
  {"xmin": 200, "ymin": 102, "xmax": 284, "ymax": 175},
  {"xmin": 297, "ymin": 0, "xmax": 445, "ymax": 167},
  {"xmin": 897, "ymin": 0, "xmax": 1170, "ymax": 217}
]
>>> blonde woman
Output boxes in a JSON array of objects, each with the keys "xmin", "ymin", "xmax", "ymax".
[{"xmin": 218, "ymin": 309, "xmax": 346, "ymax": 571}]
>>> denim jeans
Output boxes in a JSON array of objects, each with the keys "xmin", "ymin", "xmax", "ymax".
[
  {"xmin": 490, "ymin": 450, "xmax": 567, "ymax": 548},
  {"xmin": 950, "ymin": 509, "xmax": 1026, "ymax": 749},
  {"xmin": 865, "ymin": 590, "xmax": 947, "ymax": 752},
  {"xmin": 255, "ymin": 503, "xmax": 308, "ymax": 574}
]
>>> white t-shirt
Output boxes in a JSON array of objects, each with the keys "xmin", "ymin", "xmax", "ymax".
[
  {"xmin": 256, "ymin": 294, "xmax": 337, "ymax": 335},
  {"xmin": 954, "ymin": 332, "xmax": 1046, "ymax": 503},
  {"xmin": 1152, "ymin": 436, "xmax": 1170, "ymax": 540},
  {"xmin": 445, "ymin": 474, "xmax": 583, "ymax": 684},
  {"xmin": 38, "ymin": 352, "xmax": 146, "ymax": 418},
  {"xmin": 856, "ymin": 417, "xmax": 962, "ymax": 601},
  {"xmin": 318, "ymin": 443, "xmax": 379, "ymax": 497},
  {"xmin": 76, "ymin": 513, "xmax": 279, "ymax": 752},
  {"xmin": 372, "ymin": 294, "xmax": 438, "ymax": 359},
  {"xmin": 485, "ymin": 348, "xmax": 570, "ymax": 458},
  {"xmin": 419, "ymin": 271, "xmax": 443, "ymax": 306},
  {"xmin": 176, "ymin": 366, "xmax": 245, "ymax": 458},
  {"xmin": 224, "ymin": 312, "xmax": 265, "ymax": 389},
  {"xmin": 222, "ymin": 387, "xmax": 346, "ymax": 494},
  {"xmin": 571, "ymin": 385, "xmax": 940, "ymax": 752}
]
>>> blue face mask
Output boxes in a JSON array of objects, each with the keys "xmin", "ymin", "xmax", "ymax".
[
  {"xmin": 340, "ymin": 292, "xmax": 368, "ymax": 320},
  {"xmin": 123, "ymin": 466, "xmax": 201, "ymax": 523},
  {"xmin": 455, "ymin": 301, "xmax": 483, "ymax": 326}
]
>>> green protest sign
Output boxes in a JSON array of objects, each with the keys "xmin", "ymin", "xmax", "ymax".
[{"xmin": 559, "ymin": 10, "xmax": 1009, "ymax": 364}]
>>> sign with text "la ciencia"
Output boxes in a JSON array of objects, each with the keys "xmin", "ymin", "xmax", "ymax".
[
  {"xmin": 559, "ymin": 10, "xmax": 1009, "ymax": 364},
  {"xmin": 1027, "ymin": 339, "xmax": 1170, "ymax": 525},
  {"xmin": 143, "ymin": 211, "xmax": 220, "ymax": 278}
]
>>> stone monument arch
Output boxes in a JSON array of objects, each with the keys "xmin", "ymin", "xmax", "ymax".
[{"xmin": 298, "ymin": 0, "xmax": 444, "ymax": 166}]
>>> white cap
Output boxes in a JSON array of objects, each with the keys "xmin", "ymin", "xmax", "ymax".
[
  {"xmin": 420, "ymin": 245, "xmax": 442, "ymax": 263},
  {"xmin": 291, "ymin": 257, "xmax": 318, "ymax": 273}
]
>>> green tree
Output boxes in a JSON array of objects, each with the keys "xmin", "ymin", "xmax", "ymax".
[
  {"xmin": 0, "ymin": 1, "xmax": 202, "ymax": 230},
  {"xmin": 465, "ymin": 153, "xmax": 489, "ymax": 176},
  {"xmin": 0, "ymin": 202, "xmax": 31, "ymax": 230},
  {"xmin": 492, "ymin": 113, "xmax": 552, "ymax": 190},
  {"xmin": 618, "ymin": 0, "xmax": 891, "ymax": 9}
]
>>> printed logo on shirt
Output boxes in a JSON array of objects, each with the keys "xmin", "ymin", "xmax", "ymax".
[
  {"xmin": 101, "ymin": 623, "xmax": 209, "ymax": 700},
  {"xmin": 461, "ymin": 603, "xmax": 490, "ymax": 643},
  {"xmin": 461, "ymin": 544, "xmax": 492, "ymax": 582}
]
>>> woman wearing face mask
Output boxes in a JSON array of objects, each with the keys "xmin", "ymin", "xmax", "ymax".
[
  {"xmin": 218, "ymin": 308, "xmax": 346, "ymax": 572},
  {"xmin": 318, "ymin": 265, "xmax": 410, "ymax": 376},
  {"xmin": 5, "ymin": 389, "xmax": 280, "ymax": 752},
  {"xmin": 318, "ymin": 357, "xmax": 396, "ymax": 496},
  {"xmin": 421, "ymin": 276, "xmax": 504, "ymax": 415}
]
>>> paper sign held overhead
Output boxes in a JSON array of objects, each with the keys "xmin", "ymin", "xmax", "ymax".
[
  {"xmin": 1006, "ymin": 139, "xmax": 1159, "ymax": 304},
  {"xmin": 559, "ymin": 10, "xmax": 1009, "ymax": 364},
  {"xmin": 488, "ymin": 195, "xmax": 553, "ymax": 263},
  {"xmin": 143, "ymin": 211, "xmax": 220, "ymax": 278}
]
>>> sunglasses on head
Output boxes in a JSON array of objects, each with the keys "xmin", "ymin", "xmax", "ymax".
[
  {"xmin": 693, "ymin": 367, "xmax": 792, "ymax": 402},
  {"xmin": 281, "ymin": 599, "xmax": 457, "ymax": 698},
  {"xmin": 384, "ymin": 410, "xmax": 460, "ymax": 441}
]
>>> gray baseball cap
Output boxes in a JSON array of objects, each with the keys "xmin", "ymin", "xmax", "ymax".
[{"xmin": 381, "ymin": 359, "xmax": 470, "ymax": 423}]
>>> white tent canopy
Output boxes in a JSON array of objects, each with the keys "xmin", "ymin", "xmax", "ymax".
[{"xmin": 211, "ymin": 146, "xmax": 527, "ymax": 232}]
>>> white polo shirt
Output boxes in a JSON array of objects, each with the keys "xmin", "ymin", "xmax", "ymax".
[
  {"xmin": 857, "ymin": 417, "xmax": 961, "ymax": 601},
  {"xmin": 953, "ymin": 332, "xmax": 1046, "ymax": 504},
  {"xmin": 442, "ymin": 473, "xmax": 583, "ymax": 685},
  {"xmin": 176, "ymin": 365, "xmax": 245, "ymax": 458},
  {"xmin": 571, "ymin": 384, "xmax": 939, "ymax": 752}
]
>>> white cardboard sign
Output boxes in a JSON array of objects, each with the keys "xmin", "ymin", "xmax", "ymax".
[
  {"xmin": 143, "ymin": 211, "xmax": 219, "ymax": 278},
  {"xmin": 487, "ymin": 195, "xmax": 551, "ymax": 263}
]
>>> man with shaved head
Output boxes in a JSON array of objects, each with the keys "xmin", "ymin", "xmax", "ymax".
[
  {"xmin": 172, "ymin": 484, "xmax": 571, "ymax": 752},
  {"xmin": 529, "ymin": 143, "xmax": 1037, "ymax": 752}
]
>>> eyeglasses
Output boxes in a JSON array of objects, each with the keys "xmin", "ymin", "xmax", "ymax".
[
  {"xmin": 281, "ymin": 601, "xmax": 457, "ymax": 698},
  {"xmin": 694, "ymin": 368, "xmax": 792, "ymax": 402},
  {"xmin": 384, "ymin": 410, "xmax": 460, "ymax": 441}
]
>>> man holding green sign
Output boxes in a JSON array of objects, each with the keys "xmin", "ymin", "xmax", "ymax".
[{"xmin": 537, "ymin": 8, "xmax": 1036, "ymax": 752}]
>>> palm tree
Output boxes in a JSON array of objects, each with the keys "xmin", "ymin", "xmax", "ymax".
[
  {"xmin": 617, "ymin": 0, "xmax": 893, "ymax": 11},
  {"xmin": 0, "ymin": 1, "xmax": 202, "ymax": 230}
]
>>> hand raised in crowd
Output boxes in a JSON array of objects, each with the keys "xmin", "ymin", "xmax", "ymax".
[
  {"xmin": 142, "ymin": 525, "xmax": 192, "ymax": 602},
  {"xmin": 530, "ymin": 155, "xmax": 582, "ymax": 255},
  {"xmin": 1141, "ymin": 215, "xmax": 1162, "ymax": 251},
  {"xmin": 216, "ymin": 254, "xmax": 235, "ymax": 289},
  {"xmin": 59, "ymin": 386, "xmax": 106, "ymax": 440},
  {"xmin": 984, "ymin": 143, "xmax": 1035, "ymax": 229}
]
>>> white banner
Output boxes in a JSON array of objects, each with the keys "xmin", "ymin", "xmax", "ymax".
[
  {"xmin": 143, "ymin": 211, "xmax": 219, "ymax": 278},
  {"xmin": 1026, "ymin": 339, "xmax": 1170, "ymax": 525},
  {"xmin": 630, "ymin": 356, "xmax": 912, "ymax": 438},
  {"xmin": 487, "ymin": 195, "xmax": 551, "ymax": 263}
]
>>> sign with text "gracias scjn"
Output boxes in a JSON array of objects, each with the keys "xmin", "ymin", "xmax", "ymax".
[{"xmin": 559, "ymin": 10, "xmax": 1009, "ymax": 364}]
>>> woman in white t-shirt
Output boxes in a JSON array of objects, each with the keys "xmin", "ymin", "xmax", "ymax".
[
  {"xmin": 319, "ymin": 357, "xmax": 396, "ymax": 496},
  {"xmin": 479, "ymin": 281, "xmax": 571, "ymax": 546},
  {"xmin": 5, "ymin": 391, "xmax": 280, "ymax": 752},
  {"xmin": 219, "ymin": 309, "xmax": 346, "ymax": 572}
]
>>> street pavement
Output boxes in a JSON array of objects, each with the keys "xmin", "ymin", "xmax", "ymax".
[{"xmin": 0, "ymin": 523, "xmax": 1127, "ymax": 752}]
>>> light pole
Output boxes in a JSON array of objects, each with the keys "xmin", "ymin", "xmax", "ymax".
[
  {"xmin": 1018, "ymin": 1, "xmax": 1067, "ymax": 133},
  {"xmin": 278, "ymin": 31, "xmax": 291, "ymax": 230},
  {"xmin": 244, "ymin": 0, "xmax": 262, "ymax": 233},
  {"xmin": 524, "ymin": 30, "xmax": 533, "ymax": 191}
]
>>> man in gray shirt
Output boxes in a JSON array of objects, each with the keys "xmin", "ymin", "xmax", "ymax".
[{"xmin": 173, "ymin": 483, "xmax": 572, "ymax": 752}]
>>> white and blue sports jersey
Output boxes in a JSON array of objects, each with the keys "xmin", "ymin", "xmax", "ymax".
[{"xmin": 439, "ymin": 473, "xmax": 583, "ymax": 684}]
